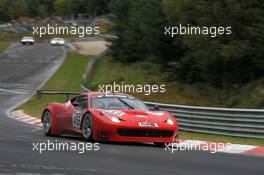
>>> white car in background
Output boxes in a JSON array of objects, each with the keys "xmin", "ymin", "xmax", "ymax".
[
  {"xmin": 50, "ymin": 38, "xmax": 65, "ymax": 46},
  {"xmin": 21, "ymin": 36, "xmax": 35, "ymax": 45}
]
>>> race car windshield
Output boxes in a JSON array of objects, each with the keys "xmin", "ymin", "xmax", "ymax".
[{"xmin": 91, "ymin": 97, "xmax": 148, "ymax": 110}]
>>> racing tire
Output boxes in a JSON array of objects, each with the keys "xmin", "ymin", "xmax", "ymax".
[
  {"xmin": 42, "ymin": 111, "xmax": 52, "ymax": 136},
  {"xmin": 82, "ymin": 113, "xmax": 93, "ymax": 141}
]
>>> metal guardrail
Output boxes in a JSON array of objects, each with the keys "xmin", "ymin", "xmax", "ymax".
[
  {"xmin": 82, "ymin": 49, "xmax": 108, "ymax": 79},
  {"xmin": 145, "ymin": 102, "xmax": 264, "ymax": 139}
]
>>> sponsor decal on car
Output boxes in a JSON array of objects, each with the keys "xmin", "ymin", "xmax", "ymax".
[{"xmin": 138, "ymin": 122, "xmax": 158, "ymax": 127}]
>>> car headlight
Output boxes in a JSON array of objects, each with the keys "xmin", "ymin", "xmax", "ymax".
[
  {"xmin": 167, "ymin": 114, "xmax": 174, "ymax": 125},
  {"xmin": 102, "ymin": 111, "xmax": 120, "ymax": 123}
]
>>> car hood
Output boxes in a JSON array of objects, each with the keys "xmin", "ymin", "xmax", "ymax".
[{"xmin": 98, "ymin": 109, "xmax": 170, "ymax": 123}]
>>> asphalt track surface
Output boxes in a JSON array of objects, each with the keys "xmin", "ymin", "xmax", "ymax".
[{"xmin": 0, "ymin": 43, "xmax": 263, "ymax": 175}]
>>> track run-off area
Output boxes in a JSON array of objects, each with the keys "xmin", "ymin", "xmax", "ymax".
[{"xmin": 0, "ymin": 43, "xmax": 263, "ymax": 175}]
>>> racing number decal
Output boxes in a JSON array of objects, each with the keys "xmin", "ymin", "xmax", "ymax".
[{"xmin": 72, "ymin": 110, "xmax": 82, "ymax": 128}]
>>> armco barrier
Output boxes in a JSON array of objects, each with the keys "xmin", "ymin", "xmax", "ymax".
[{"xmin": 145, "ymin": 102, "xmax": 264, "ymax": 139}]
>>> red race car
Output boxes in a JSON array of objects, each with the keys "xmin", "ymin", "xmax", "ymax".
[{"xmin": 41, "ymin": 91, "xmax": 179, "ymax": 146}]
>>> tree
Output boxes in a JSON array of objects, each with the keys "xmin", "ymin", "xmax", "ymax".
[
  {"xmin": 110, "ymin": 0, "xmax": 168, "ymax": 63},
  {"xmin": 54, "ymin": 0, "xmax": 73, "ymax": 16},
  {"xmin": 8, "ymin": 0, "xmax": 28, "ymax": 19},
  {"xmin": 0, "ymin": 0, "xmax": 11, "ymax": 21},
  {"xmin": 37, "ymin": 4, "xmax": 48, "ymax": 18},
  {"xmin": 26, "ymin": 0, "xmax": 40, "ymax": 17},
  {"xmin": 163, "ymin": 0, "xmax": 264, "ymax": 86},
  {"xmin": 86, "ymin": 0, "xmax": 110, "ymax": 17}
]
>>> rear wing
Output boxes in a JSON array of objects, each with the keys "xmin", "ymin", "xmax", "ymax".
[{"xmin": 36, "ymin": 90, "xmax": 81, "ymax": 101}]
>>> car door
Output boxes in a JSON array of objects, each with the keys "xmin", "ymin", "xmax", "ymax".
[
  {"xmin": 57, "ymin": 95, "xmax": 88, "ymax": 134},
  {"xmin": 70, "ymin": 95, "xmax": 88, "ymax": 131}
]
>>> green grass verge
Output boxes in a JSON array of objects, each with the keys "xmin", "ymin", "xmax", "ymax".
[
  {"xmin": 85, "ymin": 56, "xmax": 264, "ymax": 146},
  {"xmin": 0, "ymin": 42, "xmax": 10, "ymax": 53},
  {"xmin": 85, "ymin": 56, "xmax": 264, "ymax": 109},
  {"xmin": 19, "ymin": 52, "xmax": 91, "ymax": 117},
  {"xmin": 85, "ymin": 55, "xmax": 222, "ymax": 106}
]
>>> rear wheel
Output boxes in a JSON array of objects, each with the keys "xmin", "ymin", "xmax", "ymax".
[
  {"xmin": 42, "ymin": 111, "xmax": 52, "ymax": 136},
  {"xmin": 82, "ymin": 113, "xmax": 93, "ymax": 141}
]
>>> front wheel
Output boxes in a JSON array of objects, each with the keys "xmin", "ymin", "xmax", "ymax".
[
  {"xmin": 82, "ymin": 113, "xmax": 93, "ymax": 141},
  {"xmin": 42, "ymin": 111, "xmax": 52, "ymax": 136}
]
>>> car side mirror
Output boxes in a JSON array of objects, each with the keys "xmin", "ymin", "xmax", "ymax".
[{"xmin": 154, "ymin": 105, "xmax": 159, "ymax": 111}]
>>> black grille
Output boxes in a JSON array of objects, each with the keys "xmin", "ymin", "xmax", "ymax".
[{"xmin": 117, "ymin": 129, "xmax": 173, "ymax": 138}]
